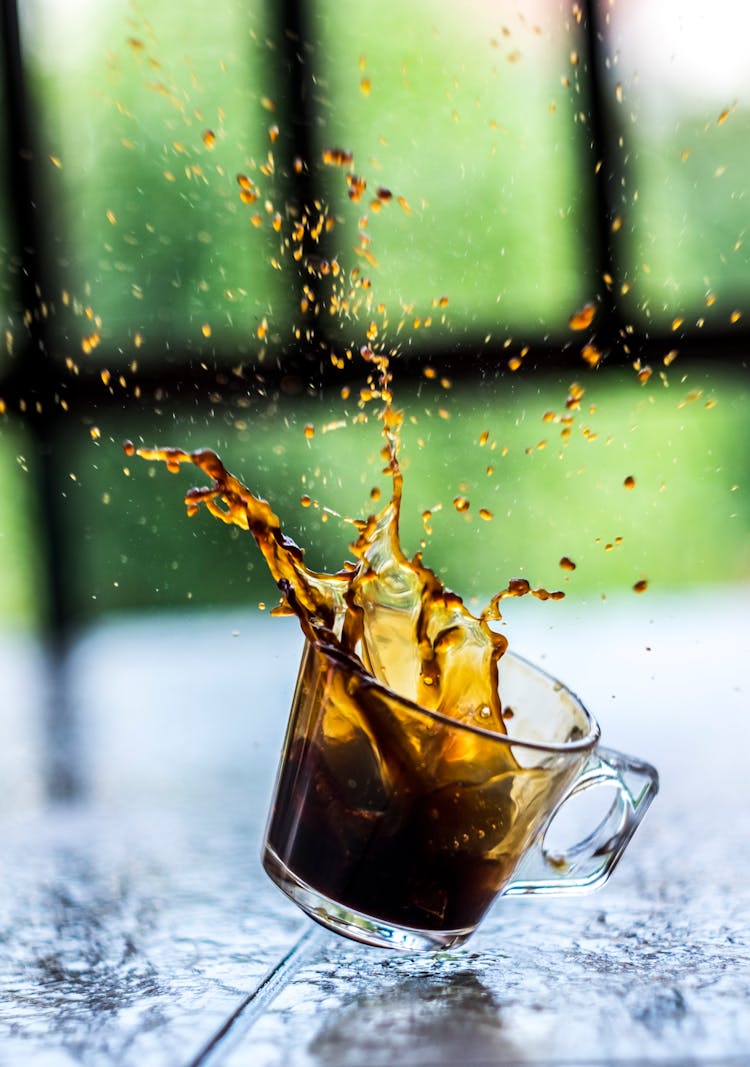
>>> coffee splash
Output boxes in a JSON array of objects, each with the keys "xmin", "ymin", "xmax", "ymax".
[{"xmin": 131, "ymin": 347, "xmax": 563, "ymax": 734}]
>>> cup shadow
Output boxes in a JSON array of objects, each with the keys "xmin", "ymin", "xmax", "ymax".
[{"xmin": 307, "ymin": 966, "xmax": 524, "ymax": 1066}]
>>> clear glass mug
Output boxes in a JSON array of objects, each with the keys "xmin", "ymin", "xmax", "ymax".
[{"xmin": 262, "ymin": 641, "xmax": 658, "ymax": 951}]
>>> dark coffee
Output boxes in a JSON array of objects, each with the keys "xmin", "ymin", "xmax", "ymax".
[{"xmin": 263, "ymin": 643, "xmax": 577, "ymax": 934}]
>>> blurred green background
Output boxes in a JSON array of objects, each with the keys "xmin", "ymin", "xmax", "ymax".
[{"xmin": 0, "ymin": 0, "xmax": 748, "ymax": 633}]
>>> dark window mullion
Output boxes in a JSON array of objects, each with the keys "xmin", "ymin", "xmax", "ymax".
[
  {"xmin": 261, "ymin": 0, "xmax": 334, "ymax": 383},
  {"xmin": 1, "ymin": 0, "xmax": 82, "ymax": 800},
  {"xmin": 576, "ymin": 0, "xmax": 627, "ymax": 360}
]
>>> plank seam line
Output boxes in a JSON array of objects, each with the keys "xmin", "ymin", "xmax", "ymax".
[{"xmin": 185, "ymin": 924, "xmax": 324, "ymax": 1067}]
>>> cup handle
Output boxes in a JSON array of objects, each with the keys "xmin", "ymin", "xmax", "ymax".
[{"xmin": 503, "ymin": 746, "xmax": 659, "ymax": 896}]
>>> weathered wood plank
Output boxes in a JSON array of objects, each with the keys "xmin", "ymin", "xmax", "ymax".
[
  {"xmin": 213, "ymin": 593, "xmax": 750, "ymax": 1065},
  {"xmin": 222, "ymin": 828, "xmax": 750, "ymax": 1066},
  {"xmin": 0, "ymin": 593, "xmax": 747, "ymax": 1067},
  {"xmin": 0, "ymin": 807, "xmax": 307, "ymax": 1066},
  {"xmin": 0, "ymin": 617, "xmax": 307, "ymax": 1066}
]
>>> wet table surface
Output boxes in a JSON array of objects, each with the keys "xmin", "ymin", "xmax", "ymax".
[{"xmin": 0, "ymin": 588, "xmax": 748, "ymax": 1067}]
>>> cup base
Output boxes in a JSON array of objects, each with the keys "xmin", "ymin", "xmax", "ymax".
[{"xmin": 263, "ymin": 845, "xmax": 474, "ymax": 952}]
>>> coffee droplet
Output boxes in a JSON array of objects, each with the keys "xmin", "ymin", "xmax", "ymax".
[
  {"xmin": 581, "ymin": 344, "xmax": 602, "ymax": 368},
  {"xmin": 633, "ymin": 579, "xmax": 649, "ymax": 594},
  {"xmin": 322, "ymin": 146, "xmax": 353, "ymax": 167},
  {"xmin": 624, "ymin": 475, "xmax": 636, "ymax": 489},
  {"xmin": 559, "ymin": 556, "xmax": 576, "ymax": 571},
  {"xmin": 453, "ymin": 496, "xmax": 470, "ymax": 512},
  {"xmin": 123, "ymin": 440, "xmax": 135, "ymax": 457},
  {"xmin": 568, "ymin": 301, "xmax": 596, "ymax": 331}
]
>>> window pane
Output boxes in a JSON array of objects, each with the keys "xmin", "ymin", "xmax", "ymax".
[
  {"xmin": 21, "ymin": 0, "xmax": 286, "ymax": 362},
  {"xmin": 606, "ymin": 0, "xmax": 750, "ymax": 329},
  {"xmin": 313, "ymin": 0, "xmax": 594, "ymax": 344},
  {"xmin": 0, "ymin": 419, "xmax": 42, "ymax": 629},
  {"xmin": 42, "ymin": 367, "xmax": 750, "ymax": 626}
]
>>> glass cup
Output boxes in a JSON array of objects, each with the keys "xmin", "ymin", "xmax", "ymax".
[{"xmin": 262, "ymin": 641, "xmax": 658, "ymax": 951}]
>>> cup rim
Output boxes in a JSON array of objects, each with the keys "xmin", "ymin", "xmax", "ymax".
[{"xmin": 305, "ymin": 639, "xmax": 601, "ymax": 754}]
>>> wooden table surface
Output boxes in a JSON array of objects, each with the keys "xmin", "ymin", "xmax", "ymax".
[{"xmin": 0, "ymin": 588, "xmax": 747, "ymax": 1067}]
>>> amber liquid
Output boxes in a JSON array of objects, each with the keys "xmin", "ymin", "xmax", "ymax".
[
  {"xmin": 263, "ymin": 643, "xmax": 573, "ymax": 933},
  {"xmin": 134, "ymin": 349, "xmax": 567, "ymax": 932}
]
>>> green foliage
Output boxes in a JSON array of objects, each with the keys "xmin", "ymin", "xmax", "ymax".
[
  {"xmin": 1, "ymin": 2, "xmax": 749, "ymax": 632},
  {"xmin": 27, "ymin": 0, "xmax": 285, "ymax": 355},
  {"xmin": 620, "ymin": 113, "xmax": 750, "ymax": 327},
  {"xmin": 314, "ymin": 0, "xmax": 595, "ymax": 337},
  {"xmin": 2, "ymin": 370, "xmax": 747, "ymax": 629},
  {"xmin": 0, "ymin": 422, "xmax": 42, "ymax": 628}
]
